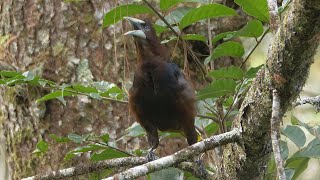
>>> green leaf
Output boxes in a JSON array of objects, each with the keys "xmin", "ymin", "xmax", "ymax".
[
  {"xmin": 285, "ymin": 169, "xmax": 295, "ymax": 180},
  {"xmin": 0, "ymin": 70, "xmax": 22, "ymax": 78},
  {"xmin": 292, "ymin": 138, "xmax": 320, "ymax": 159},
  {"xmin": 90, "ymin": 148, "xmax": 128, "ymax": 161},
  {"xmin": 290, "ymin": 114, "xmax": 299, "ymax": 125},
  {"xmin": 49, "ymin": 134, "xmax": 71, "ymax": 143},
  {"xmin": 36, "ymin": 90, "xmax": 74, "ymax": 103},
  {"xmin": 100, "ymin": 134, "xmax": 110, "ymax": 143},
  {"xmin": 209, "ymin": 66, "xmax": 244, "ymax": 80},
  {"xmin": 234, "ymin": 20, "xmax": 264, "ymax": 38},
  {"xmin": 161, "ymin": 34, "xmax": 207, "ymax": 44},
  {"xmin": 22, "ymin": 71, "xmax": 36, "ymax": 81},
  {"xmin": 205, "ymin": 122, "xmax": 219, "ymax": 135},
  {"xmin": 150, "ymin": 168, "xmax": 183, "ymax": 180},
  {"xmin": 179, "ymin": 4, "xmax": 237, "ymax": 30},
  {"xmin": 159, "ymin": 0, "xmax": 207, "ymax": 11},
  {"xmin": 182, "ymin": 34, "xmax": 207, "ymax": 42},
  {"xmin": 89, "ymin": 93, "xmax": 102, "ymax": 100},
  {"xmin": 72, "ymin": 84, "xmax": 98, "ymax": 93},
  {"xmin": 103, "ymin": 4, "xmax": 152, "ymax": 27},
  {"xmin": 281, "ymin": 125, "xmax": 306, "ymax": 148},
  {"xmin": 286, "ymin": 157, "xmax": 309, "ymax": 179},
  {"xmin": 197, "ymin": 79, "xmax": 237, "ymax": 100},
  {"xmin": 234, "ymin": 0, "xmax": 270, "ymax": 22},
  {"xmin": 160, "ymin": 0, "xmax": 183, "ymax": 11},
  {"xmin": 121, "ymin": 122, "xmax": 146, "ymax": 138},
  {"xmin": 156, "ymin": 7, "xmax": 194, "ymax": 27},
  {"xmin": 205, "ymin": 42, "xmax": 244, "ymax": 64},
  {"xmin": 68, "ymin": 133, "xmax": 84, "ymax": 143},
  {"xmin": 153, "ymin": 24, "xmax": 169, "ymax": 34},
  {"xmin": 64, "ymin": 144, "xmax": 107, "ymax": 160},
  {"xmin": 211, "ymin": 32, "xmax": 235, "ymax": 45},
  {"xmin": 32, "ymin": 140, "xmax": 49, "ymax": 154},
  {"xmin": 246, "ymin": 65, "xmax": 263, "ymax": 78},
  {"xmin": 280, "ymin": 140, "xmax": 289, "ymax": 160},
  {"xmin": 297, "ymin": 119, "xmax": 319, "ymax": 136}
]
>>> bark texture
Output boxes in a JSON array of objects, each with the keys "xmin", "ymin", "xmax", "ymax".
[
  {"xmin": 0, "ymin": 1, "xmax": 135, "ymax": 179},
  {"xmin": 222, "ymin": 0, "xmax": 320, "ymax": 179}
]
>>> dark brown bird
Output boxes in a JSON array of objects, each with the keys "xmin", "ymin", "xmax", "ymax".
[{"xmin": 124, "ymin": 17, "xmax": 198, "ymax": 160}]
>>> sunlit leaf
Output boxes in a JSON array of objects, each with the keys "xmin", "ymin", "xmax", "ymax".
[
  {"xmin": 49, "ymin": 134, "xmax": 71, "ymax": 143},
  {"xmin": 36, "ymin": 90, "xmax": 74, "ymax": 103},
  {"xmin": 103, "ymin": 4, "xmax": 152, "ymax": 27},
  {"xmin": 234, "ymin": 0, "xmax": 270, "ymax": 22},
  {"xmin": 197, "ymin": 79, "xmax": 236, "ymax": 100},
  {"xmin": 211, "ymin": 32, "xmax": 235, "ymax": 45},
  {"xmin": 234, "ymin": 19, "xmax": 264, "ymax": 38},
  {"xmin": 205, "ymin": 42, "xmax": 244, "ymax": 64},
  {"xmin": 90, "ymin": 148, "xmax": 128, "ymax": 161},
  {"xmin": 32, "ymin": 140, "xmax": 48, "ymax": 154},
  {"xmin": 68, "ymin": 133, "xmax": 84, "ymax": 143},
  {"xmin": 209, "ymin": 66, "xmax": 244, "ymax": 80},
  {"xmin": 156, "ymin": 7, "xmax": 194, "ymax": 27},
  {"xmin": 179, "ymin": 4, "xmax": 237, "ymax": 30},
  {"xmin": 160, "ymin": 0, "xmax": 183, "ymax": 11}
]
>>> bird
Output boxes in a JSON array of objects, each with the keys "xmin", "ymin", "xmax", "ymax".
[{"xmin": 123, "ymin": 17, "xmax": 199, "ymax": 161}]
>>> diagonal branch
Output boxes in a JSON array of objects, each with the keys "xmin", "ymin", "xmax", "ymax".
[
  {"xmin": 104, "ymin": 128, "xmax": 241, "ymax": 180},
  {"xmin": 22, "ymin": 129, "xmax": 240, "ymax": 180}
]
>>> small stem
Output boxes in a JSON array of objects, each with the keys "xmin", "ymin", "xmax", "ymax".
[
  {"xmin": 240, "ymin": 28, "xmax": 270, "ymax": 68},
  {"xmin": 87, "ymin": 140, "xmax": 135, "ymax": 157}
]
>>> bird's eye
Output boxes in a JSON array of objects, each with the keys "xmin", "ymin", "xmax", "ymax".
[{"xmin": 144, "ymin": 25, "xmax": 150, "ymax": 31}]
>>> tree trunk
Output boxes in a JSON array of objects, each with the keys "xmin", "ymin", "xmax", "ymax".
[
  {"xmin": 0, "ymin": 1, "xmax": 134, "ymax": 179},
  {"xmin": 222, "ymin": 0, "xmax": 320, "ymax": 179}
]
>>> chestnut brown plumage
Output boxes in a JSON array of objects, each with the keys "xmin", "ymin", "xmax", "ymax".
[{"xmin": 124, "ymin": 17, "xmax": 198, "ymax": 160}]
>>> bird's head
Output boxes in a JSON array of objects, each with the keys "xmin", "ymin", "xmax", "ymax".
[{"xmin": 124, "ymin": 17, "xmax": 169, "ymax": 61}]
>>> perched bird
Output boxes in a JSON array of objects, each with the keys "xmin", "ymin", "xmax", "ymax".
[{"xmin": 124, "ymin": 17, "xmax": 198, "ymax": 160}]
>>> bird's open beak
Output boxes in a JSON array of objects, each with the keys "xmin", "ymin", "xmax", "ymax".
[{"xmin": 123, "ymin": 17, "xmax": 147, "ymax": 39}]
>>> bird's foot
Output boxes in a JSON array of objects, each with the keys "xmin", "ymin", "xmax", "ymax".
[{"xmin": 146, "ymin": 149, "xmax": 158, "ymax": 162}]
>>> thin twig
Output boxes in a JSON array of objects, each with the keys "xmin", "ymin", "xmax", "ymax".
[
  {"xmin": 87, "ymin": 140, "xmax": 135, "ymax": 157},
  {"xmin": 240, "ymin": 27, "xmax": 270, "ymax": 68},
  {"xmin": 141, "ymin": 0, "xmax": 210, "ymax": 82},
  {"xmin": 221, "ymin": 79, "xmax": 245, "ymax": 123},
  {"xmin": 197, "ymin": 114, "xmax": 220, "ymax": 124},
  {"xmin": 271, "ymin": 89, "xmax": 286, "ymax": 180}
]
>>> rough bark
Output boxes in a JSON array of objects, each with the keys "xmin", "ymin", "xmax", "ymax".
[
  {"xmin": 0, "ymin": 1, "xmax": 135, "ymax": 179},
  {"xmin": 222, "ymin": 0, "xmax": 320, "ymax": 179}
]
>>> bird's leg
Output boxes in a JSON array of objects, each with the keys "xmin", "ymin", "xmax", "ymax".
[{"xmin": 145, "ymin": 124, "xmax": 159, "ymax": 162}]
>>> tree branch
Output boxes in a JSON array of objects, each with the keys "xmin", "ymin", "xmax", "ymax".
[
  {"xmin": 104, "ymin": 128, "xmax": 241, "ymax": 180},
  {"xmin": 270, "ymin": 90, "xmax": 286, "ymax": 180},
  {"xmin": 228, "ymin": 0, "xmax": 320, "ymax": 179},
  {"xmin": 294, "ymin": 95, "xmax": 320, "ymax": 112},
  {"xmin": 22, "ymin": 129, "xmax": 241, "ymax": 180},
  {"xmin": 21, "ymin": 157, "xmax": 146, "ymax": 180}
]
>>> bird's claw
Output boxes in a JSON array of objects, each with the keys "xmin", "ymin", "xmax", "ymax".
[{"xmin": 146, "ymin": 149, "xmax": 158, "ymax": 162}]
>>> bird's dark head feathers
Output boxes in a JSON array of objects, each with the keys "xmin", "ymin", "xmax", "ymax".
[
  {"xmin": 124, "ymin": 17, "xmax": 169, "ymax": 61},
  {"xmin": 124, "ymin": 17, "xmax": 155, "ymax": 41}
]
